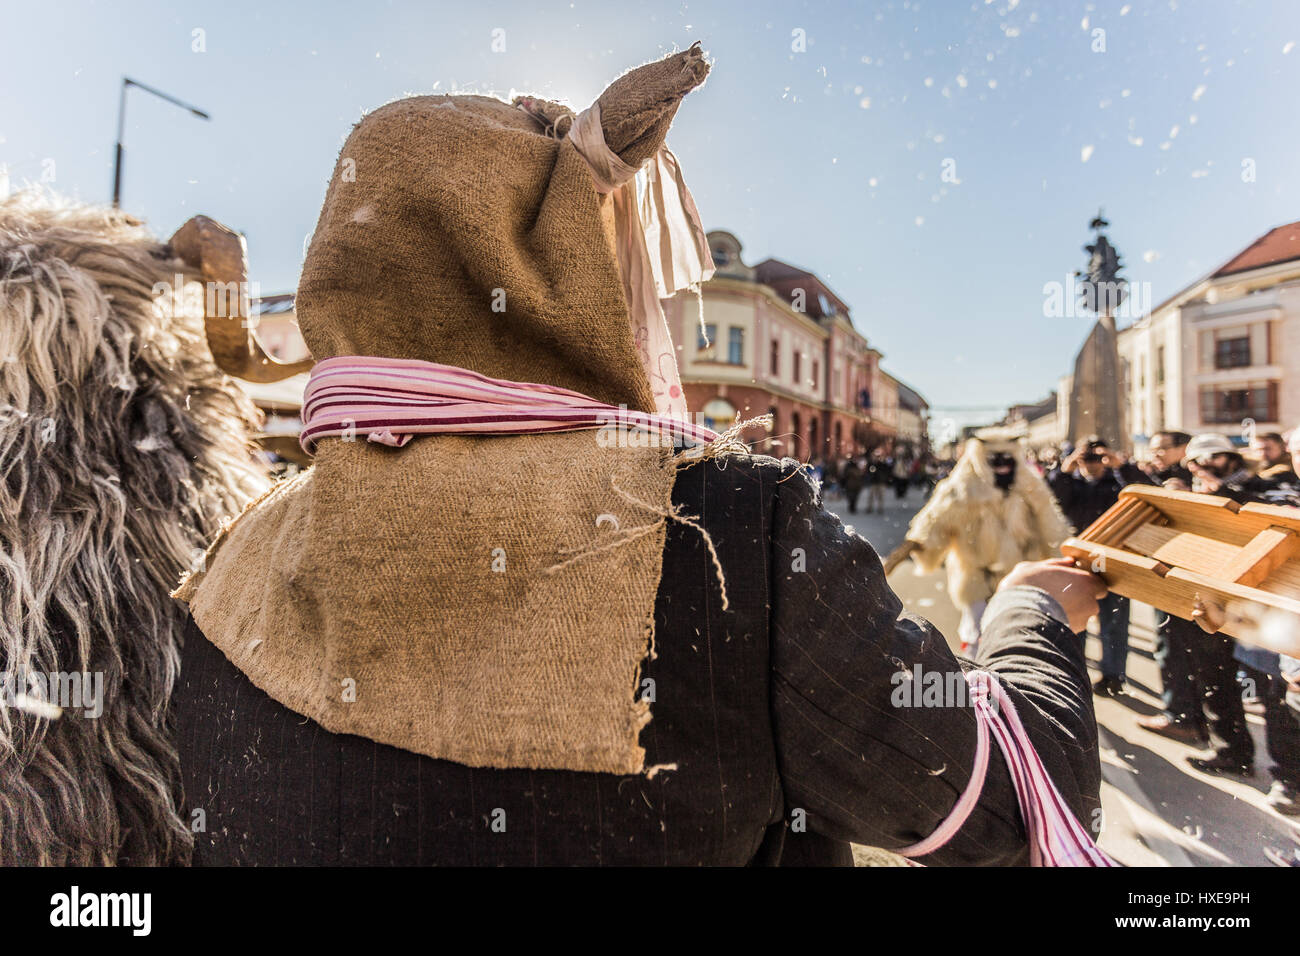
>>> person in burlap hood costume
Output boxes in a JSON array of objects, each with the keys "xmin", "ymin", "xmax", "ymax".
[{"xmin": 173, "ymin": 44, "xmax": 1107, "ymax": 866}]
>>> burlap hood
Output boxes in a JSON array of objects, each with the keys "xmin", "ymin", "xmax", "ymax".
[
  {"xmin": 296, "ymin": 46, "xmax": 710, "ymax": 406},
  {"xmin": 178, "ymin": 45, "xmax": 714, "ymax": 775}
]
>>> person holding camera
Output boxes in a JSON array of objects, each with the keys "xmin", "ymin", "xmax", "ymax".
[{"xmin": 1048, "ymin": 437, "xmax": 1144, "ymax": 696}]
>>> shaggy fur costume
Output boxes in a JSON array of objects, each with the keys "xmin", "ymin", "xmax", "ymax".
[
  {"xmin": 906, "ymin": 437, "xmax": 1071, "ymax": 609},
  {"xmin": 0, "ymin": 192, "xmax": 265, "ymax": 864}
]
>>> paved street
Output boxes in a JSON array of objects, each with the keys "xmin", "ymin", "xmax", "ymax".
[{"xmin": 822, "ymin": 481, "xmax": 1300, "ymax": 867}]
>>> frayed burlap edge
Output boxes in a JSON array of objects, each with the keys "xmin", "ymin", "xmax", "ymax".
[
  {"xmin": 173, "ymin": 425, "xmax": 771, "ymax": 777},
  {"xmin": 174, "ymin": 467, "xmax": 311, "ymax": 604}
]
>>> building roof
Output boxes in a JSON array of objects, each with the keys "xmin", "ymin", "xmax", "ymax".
[
  {"xmin": 752, "ymin": 257, "xmax": 853, "ymax": 321},
  {"xmin": 896, "ymin": 381, "xmax": 929, "ymax": 412},
  {"xmin": 1007, "ymin": 392, "xmax": 1057, "ymax": 423},
  {"xmin": 1125, "ymin": 218, "xmax": 1300, "ymax": 326},
  {"xmin": 250, "ymin": 292, "xmax": 296, "ymax": 315},
  {"xmin": 1213, "ymin": 220, "xmax": 1300, "ymax": 278}
]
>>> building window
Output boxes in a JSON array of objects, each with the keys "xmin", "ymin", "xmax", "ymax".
[
  {"xmin": 1200, "ymin": 382, "xmax": 1277, "ymax": 424},
  {"xmin": 812, "ymin": 359, "xmax": 820, "ymax": 390},
  {"xmin": 1156, "ymin": 346, "xmax": 1165, "ymax": 385},
  {"xmin": 1214, "ymin": 335, "xmax": 1251, "ymax": 369},
  {"xmin": 793, "ymin": 351, "xmax": 802, "ymax": 384},
  {"xmin": 727, "ymin": 327, "xmax": 744, "ymax": 365},
  {"xmin": 700, "ymin": 397, "xmax": 736, "ymax": 431},
  {"xmin": 770, "ymin": 339, "xmax": 780, "ymax": 376},
  {"xmin": 697, "ymin": 323, "xmax": 717, "ymax": 360}
]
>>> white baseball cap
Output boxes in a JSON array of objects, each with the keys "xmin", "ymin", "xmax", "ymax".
[{"xmin": 1184, "ymin": 433, "xmax": 1237, "ymax": 464}]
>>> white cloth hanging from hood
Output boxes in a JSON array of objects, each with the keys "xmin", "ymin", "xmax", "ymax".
[{"xmin": 567, "ymin": 100, "xmax": 714, "ymax": 422}]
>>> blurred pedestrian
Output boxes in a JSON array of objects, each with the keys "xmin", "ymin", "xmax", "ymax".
[
  {"xmin": 892, "ymin": 454, "xmax": 911, "ymax": 500},
  {"xmin": 841, "ymin": 457, "xmax": 864, "ymax": 514},
  {"xmin": 1140, "ymin": 429, "xmax": 1193, "ymax": 488},
  {"xmin": 1231, "ymin": 645, "xmax": 1300, "ymax": 814},
  {"xmin": 1183, "ymin": 432, "xmax": 1289, "ymax": 502},
  {"xmin": 1128, "ymin": 430, "xmax": 1202, "ymax": 743},
  {"xmin": 1172, "ymin": 433, "xmax": 1280, "ymax": 781},
  {"xmin": 1252, "ymin": 431, "xmax": 1297, "ymax": 484},
  {"xmin": 1048, "ymin": 437, "xmax": 1139, "ymax": 696},
  {"xmin": 866, "ymin": 450, "xmax": 889, "ymax": 513},
  {"xmin": 923, "ymin": 457, "xmax": 941, "ymax": 498}
]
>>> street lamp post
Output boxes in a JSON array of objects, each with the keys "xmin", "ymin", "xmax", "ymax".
[{"xmin": 111, "ymin": 77, "xmax": 210, "ymax": 208}]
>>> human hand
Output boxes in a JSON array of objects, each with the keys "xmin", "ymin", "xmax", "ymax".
[
  {"xmin": 1187, "ymin": 461, "xmax": 1223, "ymax": 492},
  {"xmin": 998, "ymin": 558, "xmax": 1108, "ymax": 633},
  {"xmin": 1190, "ymin": 594, "xmax": 1226, "ymax": 633}
]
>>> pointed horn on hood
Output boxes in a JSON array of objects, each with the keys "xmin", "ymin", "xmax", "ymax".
[
  {"xmin": 594, "ymin": 41, "xmax": 710, "ymax": 167},
  {"xmin": 169, "ymin": 216, "xmax": 314, "ymax": 383}
]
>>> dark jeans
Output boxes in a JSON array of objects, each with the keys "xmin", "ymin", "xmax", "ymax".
[
  {"xmin": 1186, "ymin": 629, "xmax": 1253, "ymax": 764},
  {"xmin": 1155, "ymin": 613, "xmax": 1202, "ymax": 724},
  {"xmin": 1242, "ymin": 664, "xmax": 1300, "ymax": 787},
  {"xmin": 1080, "ymin": 592, "xmax": 1130, "ymax": 680}
]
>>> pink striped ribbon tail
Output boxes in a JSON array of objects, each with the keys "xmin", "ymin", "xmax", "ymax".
[
  {"xmin": 299, "ymin": 356, "xmax": 720, "ymax": 455},
  {"xmin": 899, "ymin": 670, "xmax": 1116, "ymax": 867}
]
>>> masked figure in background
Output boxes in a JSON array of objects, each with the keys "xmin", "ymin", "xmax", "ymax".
[
  {"xmin": 888, "ymin": 435, "xmax": 1072, "ymax": 655},
  {"xmin": 0, "ymin": 194, "xmax": 308, "ymax": 864}
]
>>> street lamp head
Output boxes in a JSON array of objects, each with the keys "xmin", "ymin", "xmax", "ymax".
[{"xmin": 112, "ymin": 78, "xmax": 212, "ymax": 206}]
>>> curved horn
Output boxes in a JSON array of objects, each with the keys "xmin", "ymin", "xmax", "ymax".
[
  {"xmin": 594, "ymin": 41, "xmax": 710, "ymax": 167},
  {"xmin": 169, "ymin": 216, "xmax": 314, "ymax": 383}
]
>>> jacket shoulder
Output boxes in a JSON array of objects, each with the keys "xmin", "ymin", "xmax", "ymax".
[{"xmin": 674, "ymin": 452, "xmax": 812, "ymax": 499}]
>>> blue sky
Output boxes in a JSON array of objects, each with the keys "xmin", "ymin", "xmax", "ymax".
[{"xmin": 4, "ymin": 0, "xmax": 1299, "ymax": 430}]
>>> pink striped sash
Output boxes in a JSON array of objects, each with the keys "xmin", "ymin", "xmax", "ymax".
[
  {"xmin": 299, "ymin": 356, "xmax": 719, "ymax": 454},
  {"xmin": 899, "ymin": 670, "xmax": 1115, "ymax": 867}
]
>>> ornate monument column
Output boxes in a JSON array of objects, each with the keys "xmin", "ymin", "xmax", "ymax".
[{"xmin": 1067, "ymin": 211, "xmax": 1128, "ymax": 450}]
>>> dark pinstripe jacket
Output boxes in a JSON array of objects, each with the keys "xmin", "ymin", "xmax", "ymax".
[{"xmin": 172, "ymin": 456, "xmax": 1100, "ymax": 865}]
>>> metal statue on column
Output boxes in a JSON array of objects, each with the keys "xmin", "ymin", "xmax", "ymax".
[{"xmin": 1067, "ymin": 210, "xmax": 1128, "ymax": 450}]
